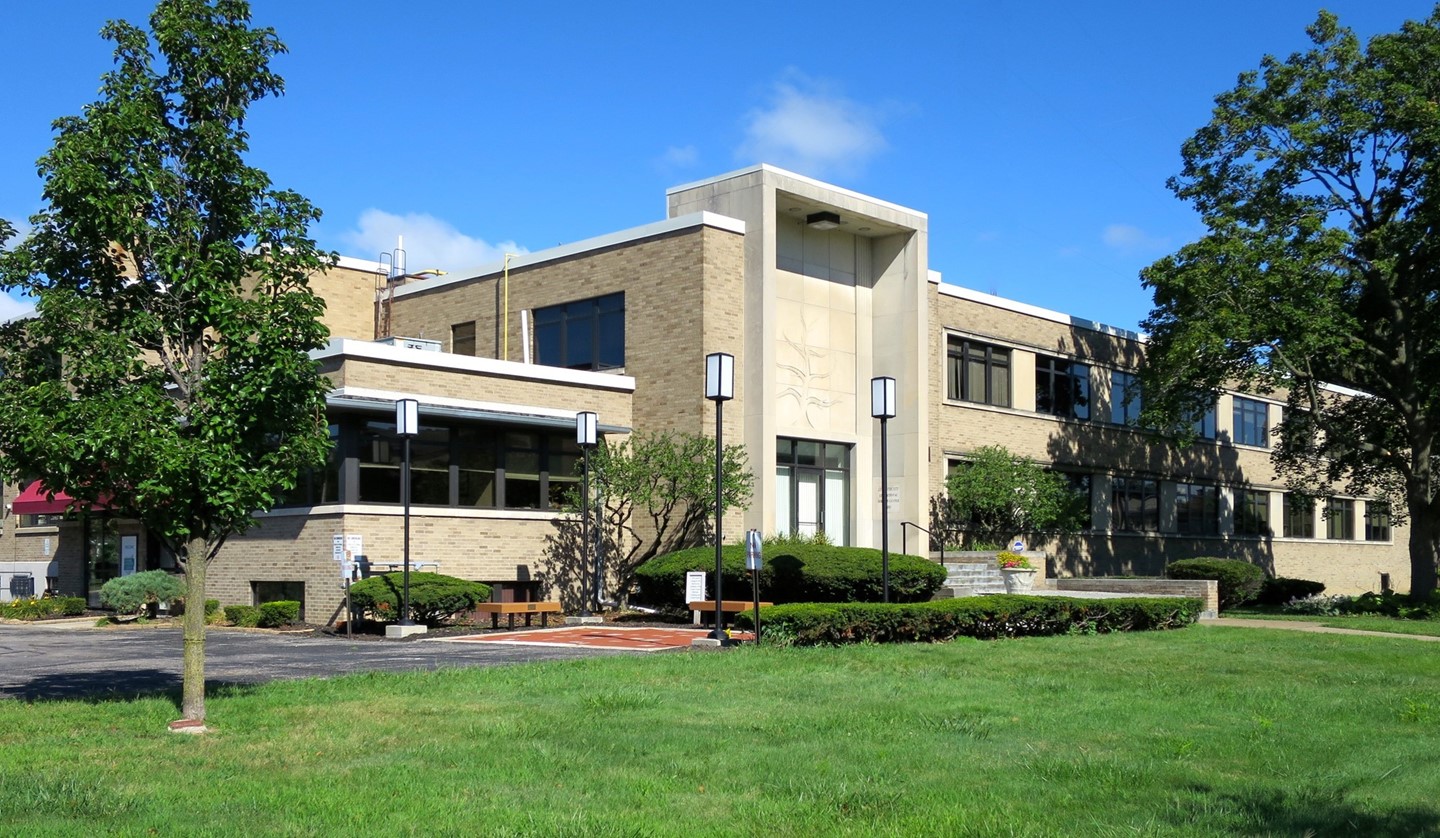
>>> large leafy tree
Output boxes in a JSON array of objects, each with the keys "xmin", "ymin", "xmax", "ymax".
[
  {"xmin": 0, "ymin": 0, "xmax": 332, "ymax": 724},
  {"xmin": 929, "ymin": 445, "xmax": 1081, "ymax": 549},
  {"xmin": 1139, "ymin": 9, "xmax": 1440, "ymax": 596}
]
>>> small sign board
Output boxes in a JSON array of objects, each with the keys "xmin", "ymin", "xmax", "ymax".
[
  {"xmin": 685, "ymin": 571, "xmax": 707, "ymax": 603},
  {"xmin": 1011, "ymin": 539, "xmax": 1026, "ymax": 552},
  {"xmin": 745, "ymin": 529, "xmax": 763, "ymax": 571}
]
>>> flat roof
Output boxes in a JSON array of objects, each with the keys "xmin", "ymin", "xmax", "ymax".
[
  {"xmin": 312, "ymin": 338, "xmax": 636, "ymax": 392},
  {"xmin": 666, "ymin": 163, "xmax": 926, "ymax": 220},
  {"xmin": 932, "ymin": 272, "xmax": 1145, "ymax": 343}
]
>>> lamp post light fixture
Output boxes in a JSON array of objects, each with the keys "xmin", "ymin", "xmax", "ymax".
[
  {"xmin": 576, "ymin": 411, "xmax": 598, "ymax": 616},
  {"xmin": 396, "ymin": 397, "xmax": 419, "ymax": 627},
  {"xmin": 705, "ymin": 352, "xmax": 734, "ymax": 642},
  {"xmin": 871, "ymin": 376, "xmax": 896, "ymax": 603}
]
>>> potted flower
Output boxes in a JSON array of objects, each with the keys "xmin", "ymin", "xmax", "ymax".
[{"xmin": 996, "ymin": 551, "xmax": 1038, "ymax": 594}]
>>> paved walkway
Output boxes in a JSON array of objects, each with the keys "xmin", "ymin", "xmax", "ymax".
[
  {"xmin": 1203, "ymin": 617, "xmax": 1440, "ymax": 642},
  {"xmin": 441, "ymin": 625, "xmax": 755, "ymax": 651}
]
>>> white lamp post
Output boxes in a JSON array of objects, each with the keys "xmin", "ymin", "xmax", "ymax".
[
  {"xmin": 576, "ymin": 411, "xmax": 598, "ymax": 616},
  {"xmin": 396, "ymin": 398, "xmax": 419, "ymax": 626},
  {"xmin": 871, "ymin": 376, "xmax": 896, "ymax": 603},
  {"xmin": 705, "ymin": 352, "xmax": 734, "ymax": 641}
]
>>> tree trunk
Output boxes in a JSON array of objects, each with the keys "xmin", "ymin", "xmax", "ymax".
[
  {"xmin": 1407, "ymin": 506, "xmax": 1440, "ymax": 598},
  {"xmin": 180, "ymin": 537, "xmax": 209, "ymax": 722}
]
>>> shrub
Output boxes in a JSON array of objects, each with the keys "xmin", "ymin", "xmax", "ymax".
[
  {"xmin": 225, "ymin": 605, "xmax": 261, "ymax": 628},
  {"xmin": 1256, "ymin": 576, "xmax": 1326, "ymax": 606},
  {"xmin": 258, "ymin": 600, "xmax": 301, "ymax": 627},
  {"xmin": 348, "ymin": 572, "xmax": 492, "ymax": 626},
  {"xmin": 635, "ymin": 543, "xmax": 946, "ymax": 606},
  {"xmin": 57, "ymin": 597, "xmax": 87, "ymax": 616},
  {"xmin": 98, "ymin": 570, "xmax": 185, "ymax": 616},
  {"xmin": 1165, "ymin": 558, "xmax": 1264, "ymax": 610},
  {"xmin": 1282, "ymin": 593, "xmax": 1350, "ymax": 616},
  {"xmin": 734, "ymin": 595, "xmax": 1203, "ymax": 646}
]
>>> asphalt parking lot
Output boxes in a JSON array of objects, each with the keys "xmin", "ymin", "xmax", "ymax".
[{"xmin": 0, "ymin": 622, "xmax": 630, "ymax": 702}]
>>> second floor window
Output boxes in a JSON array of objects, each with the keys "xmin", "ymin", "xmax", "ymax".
[
  {"xmin": 1110, "ymin": 371, "xmax": 1142, "ymax": 426},
  {"xmin": 1233, "ymin": 397, "xmax": 1269, "ymax": 447},
  {"xmin": 534, "ymin": 292, "xmax": 624, "ymax": 371},
  {"xmin": 946, "ymin": 337, "xmax": 1010, "ymax": 407},
  {"xmin": 1035, "ymin": 356, "xmax": 1090, "ymax": 420}
]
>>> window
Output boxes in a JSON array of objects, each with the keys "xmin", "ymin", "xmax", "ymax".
[
  {"xmin": 253, "ymin": 581, "xmax": 305, "ymax": 622},
  {"xmin": 1035, "ymin": 356, "xmax": 1090, "ymax": 420},
  {"xmin": 1110, "ymin": 371, "xmax": 1142, "ymax": 425},
  {"xmin": 1111, "ymin": 477, "xmax": 1159, "ymax": 532},
  {"xmin": 1326, "ymin": 497, "xmax": 1355, "ymax": 540},
  {"xmin": 1234, "ymin": 489, "xmax": 1271, "ymax": 537},
  {"xmin": 451, "ymin": 321, "xmax": 476, "ymax": 356},
  {"xmin": 1057, "ymin": 472, "xmax": 1093, "ymax": 530},
  {"xmin": 1175, "ymin": 482, "xmax": 1219, "ymax": 535},
  {"xmin": 776, "ymin": 438, "xmax": 850, "ymax": 545},
  {"xmin": 1283, "ymin": 493, "xmax": 1315, "ymax": 538},
  {"xmin": 946, "ymin": 337, "xmax": 1010, "ymax": 407},
  {"xmin": 534, "ymin": 292, "xmax": 624, "ymax": 371},
  {"xmin": 1365, "ymin": 501, "xmax": 1391, "ymax": 542},
  {"xmin": 1233, "ymin": 397, "xmax": 1269, "ymax": 447},
  {"xmin": 1189, "ymin": 404, "xmax": 1217, "ymax": 440}
]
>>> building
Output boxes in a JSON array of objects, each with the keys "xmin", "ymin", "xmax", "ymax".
[{"xmin": 0, "ymin": 165, "xmax": 1409, "ymax": 615}]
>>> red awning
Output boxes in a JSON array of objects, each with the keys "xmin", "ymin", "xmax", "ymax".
[{"xmin": 11, "ymin": 481, "xmax": 113, "ymax": 516}]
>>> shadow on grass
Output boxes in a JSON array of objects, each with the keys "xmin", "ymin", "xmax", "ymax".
[
  {"xmin": 2, "ymin": 669, "xmax": 268, "ymax": 705},
  {"xmin": 1175, "ymin": 783, "xmax": 1440, "ymax": 837}
]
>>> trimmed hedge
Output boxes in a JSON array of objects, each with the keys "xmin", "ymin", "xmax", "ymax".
[
  {"xmin": 258, "ymin": 600, "xmax": 302, "ymax": 627},
  {"xmin": 225, "ymin": 605, "xmax": 261, "ymax": 628},
  {"xmin": 98, "ymin": 570, "xmax": 185, "ymax": 615},
  {"xmin": 349, "ymin": 572, "xmax": 492, "ymax": 626},
  {"xmin": 1165, "ymin": 558, "xmax": 1264, "ymax": 610},
  {"xmin": 636, "ymin": 543, "xmax": 945, "ymax": 606},
  {"xmin": 1256, "ymin": 576, "xmax": 1326, "ymax": 606},
  {"xmin": 0, "ymin": 596, "xmax": 87, "ymax": 620},
  {"xmin": 734, "ymin": 595, "xmax": 1204, "ymax": 646}
]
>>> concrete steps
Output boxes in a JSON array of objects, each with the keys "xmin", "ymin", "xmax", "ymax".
[{"xmin": 935, "ymin": 561, "xmax": 1006, "ymax": 597}]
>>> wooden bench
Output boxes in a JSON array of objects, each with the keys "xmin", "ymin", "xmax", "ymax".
[
  {"xmin": 470, "ymin": 601, "xmax": 562, "ymax": 630},
  {"xmin": 688, "ymin": 600, "xmax": 772, "ymax": 626}
]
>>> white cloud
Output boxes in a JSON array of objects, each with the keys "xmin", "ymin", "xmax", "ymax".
[
  {"xmin": 339, "ymin": 210, "xmax": 526, "ymax": 273},
  {"xmin": 1102, "ymin": 223, "xmax": 1168, "ymax": 253},
  {"xmin": 658, "ymin": 145, "xmax": 699, "ymax": 169},
  {"xmin": 736, "ymin": 72, "xmax": 889, "ymax": 178}
]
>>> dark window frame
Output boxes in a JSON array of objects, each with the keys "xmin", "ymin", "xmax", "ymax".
[
  {"xmin": 1110, "ymin": 371, "xmax": 1142, "ymax": 426},
  {"xmin": 1234, "ymin": 488, "xmax": 1271, "ymax": 537},
  {"xmin": 946, "ymin": 336, "xmax": 1011, "ymax": 407},
  {"xmin": 1111, "ymin": 476, "xmax": 1159, "ymax": 532},
  {"xmin": 1283, "ymin": 493, "xmax": 1315, "ymax": 538},
  {"xmin": 1233, "ymin": 397, "xmax": 1270, "ymax": 448},
  {"xmin": 1326, "ymin": 497, "xmax": 1355, "ymax": 540},
  {"xmin": 1365, "ymin": 501, "xmax": 1391, "ymax": 542},
  {"xmin": 1035, "ymin": 355, "xmax": 1091, "ymax": 421},
  {"xmin": 1175, "ymin": 482, "xmax": 1220, "ymax": 536},
  {"xmin": 533, "ymin": 292, "xmax": 625, "ymax": 371}
]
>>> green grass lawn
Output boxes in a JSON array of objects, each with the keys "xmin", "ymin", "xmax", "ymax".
[
  {"xmin": 1225, "ymin": 607, "xmax": 1440, "ymax": 637},
  {"xmin": 2, "ymin": 628, "xmax": 1438, "ymax": 836}
]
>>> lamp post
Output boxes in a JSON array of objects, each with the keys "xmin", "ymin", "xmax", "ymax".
[
  {"xmin": 871, "ymin": 376, "xmax": 896, "ymax": 603},
  {"xmin": 396, "ymin": 398, "xmax": 419, "ymax": 626},
  {"xmin": 705, "ymin": 352, "xmax": 734, "ymax": 641},
  {"xmin": 576, "ymin": 411, "xmax": 598, "ymax": 616}
]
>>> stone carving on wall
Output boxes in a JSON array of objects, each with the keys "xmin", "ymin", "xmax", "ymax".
[{"xmin": 777, "ymin": 325, "xmax": 838, "ymax": 430}]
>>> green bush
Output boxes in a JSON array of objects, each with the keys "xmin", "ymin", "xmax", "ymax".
[
  {"xmin": 1165, "ymin": 558, "xmax": 1265, "ymax": 610},
  {"xmin": 98, "ymin": 570, "xmax": 186, "ymax": 615},
  {"xmin": 57, "ymin": 597, "xmax": 87, "ymax": 616},
  {"xmin": 734, "ymin": 595, "xmax": 1203, "ymax": 646},
  {"xmin": 1256, "ymin": 576, "xmax": 1326, "ymax": 606},
  {"xmin": 205, "ymin": 598, "xmax": 221, "ymax": 616},
  {"xmin": 348, "ymin": 572, "xmax": 492, "ymax": 626},
  {"xmin": 225, "ymin": 604, "xmax": 261, "ymax": 628},
  {"xmin": 635, "ymin": 543, "xmax": 946, "ymax": 606},
  {"xmin": 258, "ymin": 600, "xmax": 301, "ymax": 627}
]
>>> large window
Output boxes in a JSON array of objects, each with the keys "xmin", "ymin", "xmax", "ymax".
[
  {"xmin": 1365, "ymin": 501, "xmax": 1391, "ymax": 542},
  {"xmin": 1189, "ymin": 404, "xmax": 1217, "ymax": 440},
  {"xmin": 775, "ymin": 438, "xmax": 849, "ymax": 545},
  {"xmin": 534, "ymin": 292, "xmax": 624, "ymax": 371},
  {"xmin": 1326, "ymin": 497, "xmax": 1355, "ymax": 540},
  {"xmin": 1110, "ymin": 371, "xmax": 1142, "ymax": 426},
  {"xmin": 1283, "ymin": 493, "xmax": 1315, "ymax": 538},
  {"xmin": 1175, "ymin": 482, "xmax": 1219, "ymax": 535},
  {"xmin": 1233, "ymin": 397, "xmax": 1269, "ymax": 447},
  {"xmin": 946, "ymin": 337, "xmax": 1010, "ymax": 407},
  {"xmin": 1111, "ymin": 477, "xmax": 1159, "ymax": 532},
  {"xmin": 1035, "ymin": 356, "xmax": 1090, "ymax": 420},
  {"xmin": 1234, "ymin": 489, "xmax": 1271, "ymax": 537}
]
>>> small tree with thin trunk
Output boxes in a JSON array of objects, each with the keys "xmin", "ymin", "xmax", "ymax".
[
  {"xmin": 929, "ymin": 446, "xmax": 1078, "ymax": 549},
  {"xmin": 0, "ymin": 0, "xmax": 331, "ymax": 726}
]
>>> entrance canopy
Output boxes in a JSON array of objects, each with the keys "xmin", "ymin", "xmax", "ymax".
[{"xmin": 11, "ymin": 481, "xmax": 113, "ymax": 516}]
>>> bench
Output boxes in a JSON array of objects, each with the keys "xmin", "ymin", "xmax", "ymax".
[
  {"xmin": 470, "ymin": 601, "xmax": 563, "ymax": 630},
  {"xmin": 688, "ymin": 600, "xmax": 772, "ymax": 626}
]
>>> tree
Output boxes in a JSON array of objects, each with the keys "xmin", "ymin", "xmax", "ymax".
[
  {"xmin": 0, "ymin": 0, "xmax": 332, "ymax": 724},
  {"xmin": 1138, "ymin": 8, "xmax": 1440, "ymax": 596},
  {"xmin": 929, "ymin": 445, "xmax": 1080, "ymax": 549},
  {"xmin": 554, "ymin": 430, "xmax": 752, "ymax": 603}
]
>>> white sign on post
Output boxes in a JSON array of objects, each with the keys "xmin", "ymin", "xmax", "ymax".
[
  {"xmin": 685, "ymin": 571, "xmax": 707, "ymax": 604},
  {"xmin": 332, "ymin": 534, "xmax": 345, "ymax": 562},
  {"xmin": 745, "ymin": 529, "xmax": 763, "ymax": 571}
]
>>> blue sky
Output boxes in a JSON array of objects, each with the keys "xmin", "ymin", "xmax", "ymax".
[{"xmin": 1, "ymin": 1, "xmax": 1431, "ymax": 330}]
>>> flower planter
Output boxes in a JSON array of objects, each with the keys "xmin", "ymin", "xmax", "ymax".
[{"xmin": 1000, "ymin": 567, "xmax": 1038, "ymax": 594}]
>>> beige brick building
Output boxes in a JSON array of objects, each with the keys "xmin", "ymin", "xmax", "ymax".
[{"xmin": 3, "ymin": 165, "xmax": 1410, "ymax": 616}]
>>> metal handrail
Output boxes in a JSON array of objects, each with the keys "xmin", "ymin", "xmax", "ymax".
[{"xmin": 900, "ymin": 522, "xmax": 945, "ymax": 564}]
